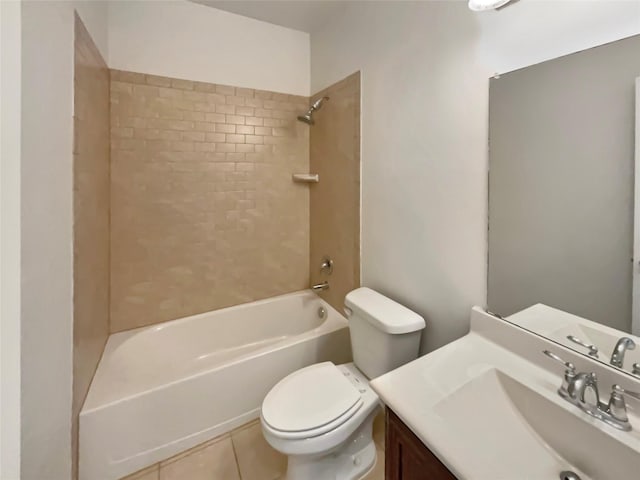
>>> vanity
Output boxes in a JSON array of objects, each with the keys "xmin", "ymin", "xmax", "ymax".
[
  {"xmin": 371, "ymin": 307, "xmax": 640, "ymax": 480},
  {"xmin": 385, "ymin": 408, "xmax": 455, "ymax": 480}
]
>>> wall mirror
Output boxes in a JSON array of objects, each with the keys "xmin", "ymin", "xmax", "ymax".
[{"xmin": 488, "ymin": 34, "xmax": 640, "ymax": 378}]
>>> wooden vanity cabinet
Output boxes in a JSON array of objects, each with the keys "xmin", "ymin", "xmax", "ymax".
[{"xmin": 385, "ymin": 408, "xmax": 457, "ymax": 480}]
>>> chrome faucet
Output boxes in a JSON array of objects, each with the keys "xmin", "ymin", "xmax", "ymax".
[
  {"xmin": 568, "ymin": 371, "xmax": 600, "ymax": 407},
  {"xmin": 311, "ymin": 281, "xmax": 329, "ymax": 291},
  {"xmin": 610, "ymin": 337, "xmax": 636, "ymax": 368},
  {"xmin": 543, "ymin": 350, "xmax": 599, "ymax": 407},
  {"xmin": 544, "ymin": 349, "xmax": 639, "ymax": 431}
]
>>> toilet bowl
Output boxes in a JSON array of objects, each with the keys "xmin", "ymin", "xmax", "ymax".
[
  {"xmin": 262, "ymin": 363, "xmax": 379, "ymax": 479},
  {"xmin": 260, "ymin": 288, "xmax": 426, "ymax": 480}
]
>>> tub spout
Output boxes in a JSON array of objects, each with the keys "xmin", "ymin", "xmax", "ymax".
[{"xmin": 311, "ymin": 281, "xmax": 329, "ymax": 291}]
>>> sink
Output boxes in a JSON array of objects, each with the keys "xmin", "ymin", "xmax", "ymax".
[
  {"xmin": 370, "ymin": 306, "xmax": 640, "ymax": 479},
  {"xmin": 435, "ymin": 369, "xmax": 639, "ymax": 479}
]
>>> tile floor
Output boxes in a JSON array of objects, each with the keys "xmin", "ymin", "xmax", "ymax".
[{"xmin": 122, "ymin": 412, "xmax": 386, "ymax": 480}]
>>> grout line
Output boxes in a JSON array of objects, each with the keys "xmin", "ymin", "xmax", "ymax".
[{"xmin": 230, "ymin": 431, "xmax": 243, "ymax": 479}]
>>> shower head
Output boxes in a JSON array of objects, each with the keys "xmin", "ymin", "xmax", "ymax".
[
  {"xmin": 297, "ymin": 96, "xmax": 329, "ymax": 125},
  {"xmin": 297, "ymin": 112, "xmax": 314, "ymax": 125}
]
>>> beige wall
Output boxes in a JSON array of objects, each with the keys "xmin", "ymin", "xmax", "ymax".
[
  {"xmin": 309, "ymin": 72, "xmax": 361, "ymax": 312},
  {"xmin": 73, "ymin": 13, "xmax": 110, "ymax": 479},
  {"xmin": 109, "ymin": 70, "xmax": 310, "ymax": 331}
]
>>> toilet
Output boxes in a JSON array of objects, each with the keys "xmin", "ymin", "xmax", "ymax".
[{"xmin": 260, "ymin": 287, "xmax": 425, "ymax": 480}]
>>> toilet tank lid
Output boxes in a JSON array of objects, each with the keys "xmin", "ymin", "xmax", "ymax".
[{"xmin": 344, "ymin": 287, "xmax": 425, "ymax": 334}]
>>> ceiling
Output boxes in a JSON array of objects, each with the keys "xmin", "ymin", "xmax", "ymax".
[{"xmin": 191, "ymin": 0, "xmax": 347, "ymax": 33}]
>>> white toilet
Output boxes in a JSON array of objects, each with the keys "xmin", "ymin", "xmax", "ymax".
[{"xmin": 260, "ymin": 287, "xmax": 425, "ymax": 480}]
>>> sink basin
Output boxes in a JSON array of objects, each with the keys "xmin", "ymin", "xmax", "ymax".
[
  {"xmin": 370, "ymin": 306, "xmax": 640, "ymax": 479},
  {"xmin": 434, "ymin": 369, "xmax": 639, "ymax": 479}
]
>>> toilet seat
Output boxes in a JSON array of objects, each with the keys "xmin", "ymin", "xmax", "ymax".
[{"xmin": 261, "ymin": 362, "xmax": 364, "ymax": 439}]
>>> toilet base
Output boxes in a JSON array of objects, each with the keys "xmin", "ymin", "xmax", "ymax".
[{"xmin": 284, "ymin": 410, "xmax": 378, "ymax": 480}]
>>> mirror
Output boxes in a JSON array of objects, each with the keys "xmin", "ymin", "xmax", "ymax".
[{"xmin": 488, "ymin": 34, "xmax": 640, "ymax": 377}]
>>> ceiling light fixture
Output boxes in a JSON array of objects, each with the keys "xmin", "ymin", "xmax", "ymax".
[{"xmin": 468, "ymin": 0, "xmax": 513, "ymax": 11}]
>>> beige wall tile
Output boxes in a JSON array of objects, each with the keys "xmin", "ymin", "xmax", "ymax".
[
  {"xmin": 231, "ymin": 421, "xmax": 286, "ymax": 480},
  {"xmin": 110, "ymin": 70, "xmax": 310, "ymax": 331},
  {"xmin": 159, "ymin": 436, "xmax": 240, "ymax": 480},
  {"xmin": 121, "ymin": 464, "xmax": 159, "ymax": 480},
  {"xmin": 310, "ymin": 72, "xmax": 361, "ymax": 312},
  {"xmin": 73, "ymin": 13, "xmax": 110, "ymax": 479}
]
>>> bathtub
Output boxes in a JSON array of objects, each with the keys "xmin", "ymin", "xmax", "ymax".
[{"xmin": 79, "ymin": 290, "xmax": 351, "ymax": 480}]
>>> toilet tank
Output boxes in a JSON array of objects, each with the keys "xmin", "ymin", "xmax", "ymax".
[{"xmin": 344, "ymin": 288, "xmax": 426, "ymax": 379}]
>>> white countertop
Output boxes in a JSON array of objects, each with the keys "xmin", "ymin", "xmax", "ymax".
[{"xmin": 369, "ymin": 308, "xmax": 640, "ymax": 480}]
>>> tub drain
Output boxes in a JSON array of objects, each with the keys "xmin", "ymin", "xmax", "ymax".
[{"xmin": 559, "ymin": 471, "xmax": 582, "ymax": 480}]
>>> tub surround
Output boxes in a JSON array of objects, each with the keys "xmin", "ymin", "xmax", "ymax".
[
  {"xmin": 109, "ymin": 70, "xmax": 310, "ymax": 331},
  {"xmin": 73, "ymin": 13, "xmax": 110, "ymax": 479},
  {"xmin": 309, "ymin": 72, "xmax": 361, "ymax": 313},
  {"xmin": 80, "ymin": 291, "xmax": 351, "ymax": 480}
]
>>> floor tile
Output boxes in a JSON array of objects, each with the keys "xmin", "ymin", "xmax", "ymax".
[
  {"xmin": 231, "ymin": 421, "xmax": 287, "ymax": 480},
  {"xmin": 159, "ymin": 436, "xmax": 240, "ymax": 480}
]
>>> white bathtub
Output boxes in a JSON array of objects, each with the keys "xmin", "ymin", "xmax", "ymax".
[{"xmin": 79, "ymin": 290, "xmax": 351, "ymax": 480}]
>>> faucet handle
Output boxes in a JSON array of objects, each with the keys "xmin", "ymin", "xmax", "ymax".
[
  {"xmin": 543, "ymin": 350, "xmax": 576, "ymax": 372},
  {"xmin": 320, "ymin": 256, "xmax": 333, "ymax": 275},
  {"xmin": 632, "ymin": 363, "xmax": 640, "ymax": 377},
  {"xmin": 543, "ymin": 350, "xmax": 576, "ymax": 397},
  {"xmin": 607, "ymin": 384, "xmax": 640, "ymax": 424},
  {"xmin": 612, "ymin": 384, "xmax": 640, "ymax": 401},
  {"xmin": 566, "ymin": 335, "xmax": 599, "ymax": 357}
]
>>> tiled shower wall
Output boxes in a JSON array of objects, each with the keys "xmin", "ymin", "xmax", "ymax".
[
  {"xmin": 109, "ymin": 71, "xmax": 310, "ymax": 331},
  {"xmin": 73, "ymin": 14, "xmax": 110, "ymax": 479},
  {"xmin": 310, "ymin": 72, "xmax": 361, "ymax": 312}
]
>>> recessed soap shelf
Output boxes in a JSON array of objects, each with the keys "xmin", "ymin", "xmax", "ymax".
[{"xmin": 292, "ymin": 173, "xmax": 319, "ymax": 183}]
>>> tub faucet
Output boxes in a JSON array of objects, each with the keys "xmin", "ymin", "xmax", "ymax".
[
  {"xmin": 610, "ymin": 337, "xmax": 636, "ymax": 368},
  {"xmin": 311, "ymin": 281, "xmax": 329, "ymax": 291}
]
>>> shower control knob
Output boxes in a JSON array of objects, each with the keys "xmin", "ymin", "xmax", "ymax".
[{"xmin": 320, "ymin": 256, "xmax": 333, "ymax": 275}]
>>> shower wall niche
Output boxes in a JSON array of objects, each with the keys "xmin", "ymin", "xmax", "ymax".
[{"xmin": 109, "ymin": 72, "xmax": 310, "ymax": 331}]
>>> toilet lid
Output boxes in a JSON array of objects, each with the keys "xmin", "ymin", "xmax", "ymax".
[{"xmin": 262, "ymin": 362, "xmax": 362, "ymax": 433}]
